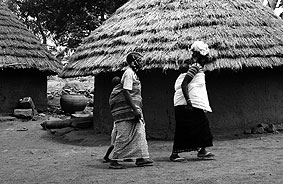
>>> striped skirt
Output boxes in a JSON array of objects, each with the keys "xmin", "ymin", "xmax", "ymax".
[{"xmin": 112, "ymin": 119, "xmax": 150, "ymax": 160}]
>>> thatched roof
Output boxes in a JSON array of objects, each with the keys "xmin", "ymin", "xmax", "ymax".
[
  {"xmin": 0, "ymin": 3, "xmax": 62, "ymax": 75},
  {"xmin": 60, "ymin": 0, "xmax": 283, "ymax": 78}
]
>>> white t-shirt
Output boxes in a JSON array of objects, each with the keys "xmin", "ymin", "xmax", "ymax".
[
  {"xmin": 121, "ymin": 67, "xmax": 138, "ymax": 90},
  {"xmin": 173, "ymin": 64, "xmax": 212, "ymax": 112}
]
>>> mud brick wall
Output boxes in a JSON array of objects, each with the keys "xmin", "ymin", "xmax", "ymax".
[
  {"xmin": 93, "ymin": 69, "xmax": 283, "ymax": 140},
  {"xmin": 206, "ymin": 68, "xmax": 283, "ymax": 138},
  {"xmin": 0, "ymin": 69, "xmax": 47, "ymax": 114}
]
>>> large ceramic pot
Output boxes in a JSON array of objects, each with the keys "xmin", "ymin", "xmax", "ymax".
[{"xmin": 60, "ymin": 94, "xmax": 88, "ymax": 114}]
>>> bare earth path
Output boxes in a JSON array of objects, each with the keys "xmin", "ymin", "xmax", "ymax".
[{"xmin": 0, "ymin": 118, "xmax": 283, "ymax": 184}]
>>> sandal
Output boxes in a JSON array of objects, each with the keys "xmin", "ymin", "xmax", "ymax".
[
  {"xmin": 135, "ymin": 158, "xmax": 154, "ymax": 167},
  {"xmin": 170, "ymin": 156, "xmax": 186, "ymax": 162},
  {"xmin": 197, "ymin": 152, "xmax": 215, "ymax": 158},
  {"xmin": 109, "ymin": 162, "xmax": 126, "ymax": 169}
]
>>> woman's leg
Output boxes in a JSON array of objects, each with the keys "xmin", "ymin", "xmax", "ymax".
[
  {"xmin": 104, "ymin": 124, "xmax": 117, "ymax": 162},
  {"xmin": 103, "ymin": 145, "xmax": 114, "ymax": 162}
]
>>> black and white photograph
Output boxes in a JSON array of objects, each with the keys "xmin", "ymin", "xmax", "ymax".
[{"xmin": 1, "ymin": 0, "xmax": 283, "ymax": 183}]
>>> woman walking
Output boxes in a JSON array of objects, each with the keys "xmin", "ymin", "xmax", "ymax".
[
  {"xmin": 170, "ymin": 41, "xmax": 215, "ymax": 162},
  {"xmin": 109, "ymin": 52, "xmax": 153, "ymax": 169}
]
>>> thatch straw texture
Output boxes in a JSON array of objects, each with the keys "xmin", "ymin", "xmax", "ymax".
[
  {"xmin": 0, "ymin": 3, "xmax": 62, "ymax": 74},
  {"xmin": 60, "ymin": 0, "xmax": 283, "ymax": 78}
]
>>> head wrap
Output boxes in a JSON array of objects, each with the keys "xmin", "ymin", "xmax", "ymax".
[{"xmin": 190, "ymin": 41, "xmax": 210, "ymax": 56}]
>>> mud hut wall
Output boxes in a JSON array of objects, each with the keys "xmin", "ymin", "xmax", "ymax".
[
  {"xmin": 0, "ymin": 70, "xmax": 47, "ymax": 114},
  {"xmin": 141, "ymin": 69, "xmax": 283, "ymax": 139},
  {"xmin": 92, "ymin": 69, "xmax": 283, "ymax": 139},
  {"xmin": 206, "ymin": 69, "xmax": 283, "ymax": 137},
  {"xmin": 139, "ymin": 71, "xmax": 177, "ymax": 140}
]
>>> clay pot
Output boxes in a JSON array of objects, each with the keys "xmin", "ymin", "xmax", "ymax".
[{"xmin": 60, "ymin": 94, "xmax": 88, "ymax": 114}]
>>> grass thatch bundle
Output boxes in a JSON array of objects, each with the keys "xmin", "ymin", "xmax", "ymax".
[
  {"xmin": 0, "ymin": 3, "xmax": 62, "ymax": 75},
  {"xmin": 60, "ymin": 0, "xmax": 283, "ymax": 78}
]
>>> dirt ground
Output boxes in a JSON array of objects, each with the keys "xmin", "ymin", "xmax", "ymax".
[
  {"xmin": 0, "ymin": 116, "xmax": 283, "ymax": 184},
  {"xmin": 1, "ymin": 77, "xmax": 283, "ymax": 184}
]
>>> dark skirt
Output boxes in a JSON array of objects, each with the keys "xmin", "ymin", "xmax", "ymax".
[{"xmin": 172, "ymin": 106, "xmax": 213, "ymax": 153}]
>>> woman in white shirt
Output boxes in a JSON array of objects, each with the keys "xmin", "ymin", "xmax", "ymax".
[
  {"xmin": 170, "ymin": 41, "xmax": 214, "ymax": 162},
  {"xmin": 109, "ymin": 52, "xmax": 153, "ymax": 169}
]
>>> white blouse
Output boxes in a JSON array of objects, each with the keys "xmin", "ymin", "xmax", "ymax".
[{"xmin": 173, "ymin": 64, "xmax": 212, "ymax": 112}]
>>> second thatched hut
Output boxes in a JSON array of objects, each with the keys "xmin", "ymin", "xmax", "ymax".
[
  {"xmin": 0, "ymin": 4, "xmax": 62, "ymax": 114},
  {"xmin": 60, "ymin": 0, "xmax": 283, "ymax": 139}
]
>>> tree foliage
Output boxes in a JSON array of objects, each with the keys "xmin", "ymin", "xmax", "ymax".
[{"xmin": 3, "ymin": 0, "xmax": 128, "ymax": 48}]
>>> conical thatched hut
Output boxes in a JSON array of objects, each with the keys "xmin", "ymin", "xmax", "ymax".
[
  {"xmin": 60, "ymin": 0, "xmax": 283, "ymax": 139},
  {"xmin": 0, "ymin": 3, "xmax": 62, "ymax": 114}
]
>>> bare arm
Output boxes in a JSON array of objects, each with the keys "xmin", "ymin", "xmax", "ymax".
[
  {"xmin": 181, "ymin": 75, "xmax": 193, "ymax": 110},
  {"xmin": 181, "ymin": 74, "xmax": 193, "ymax": 102}
]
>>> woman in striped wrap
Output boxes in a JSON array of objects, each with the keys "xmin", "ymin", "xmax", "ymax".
[{"xmin": 109, "ymin": 52, "xmax": 153, "ymax": 169}]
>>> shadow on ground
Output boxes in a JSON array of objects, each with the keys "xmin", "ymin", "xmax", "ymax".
[{"xmin": 40, "ymin": 127, "xmax": 111, "ymax": 147}]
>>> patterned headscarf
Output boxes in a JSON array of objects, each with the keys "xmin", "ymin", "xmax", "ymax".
[{"xmin": 190, "ymin": 41, "xmax": 210, "ymax": 56}]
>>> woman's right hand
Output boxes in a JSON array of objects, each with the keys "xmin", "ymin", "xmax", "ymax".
[{"xmin": 186, "ymin": 100, "xmax": 193, "ymax": 111}]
